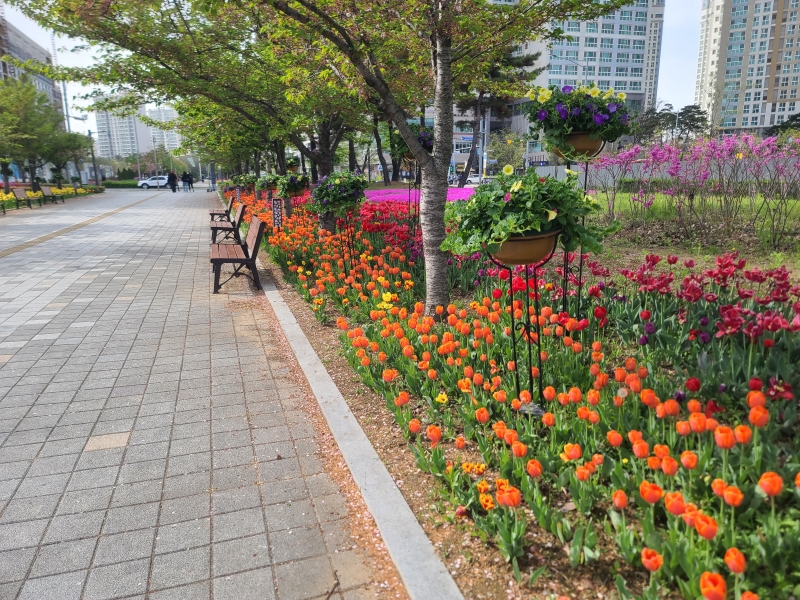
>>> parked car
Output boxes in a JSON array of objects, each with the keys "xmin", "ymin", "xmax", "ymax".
[
  {"xmin": 138, "ymin": 176, "xmax": 168, "ymax": 189},
  {"xmin": 465, "ymin": 174, "xmax": 482, "ymax": 184}
]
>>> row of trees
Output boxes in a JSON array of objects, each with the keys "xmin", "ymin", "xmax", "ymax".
[
  {"xmin": 14, "ymin": 0, "xmax": 629, "ymax": 311},
  {"xmin": 0, "ymin": 77, "xmax": 92, "ymax": 192}
]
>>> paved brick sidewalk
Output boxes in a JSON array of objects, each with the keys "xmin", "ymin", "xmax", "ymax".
[{"xmin": 0, "ymin": 192, "xmax": 375, "ymax": 599}]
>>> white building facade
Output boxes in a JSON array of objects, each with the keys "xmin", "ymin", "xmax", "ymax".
[
  {"xmin": 147, "ymin": 106, "xmax": 183, "ymax": 152},
  {"xmin": 95, "ymin": 106, "xmax": 151, "ymax": 159}
]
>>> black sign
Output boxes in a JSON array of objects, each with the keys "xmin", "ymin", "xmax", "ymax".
[
  {"xmin": 235, "ymin": 187, "xmax": 241, "ymax": 202},
  {"xmin": 272, "ymin": 198, "xmax": 283, "ymax": 230}
]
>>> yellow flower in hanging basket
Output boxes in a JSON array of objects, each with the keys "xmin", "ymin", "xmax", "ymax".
[{"xmin": 502, "ymin": 164, "xmax": 514, "ymax": 176}]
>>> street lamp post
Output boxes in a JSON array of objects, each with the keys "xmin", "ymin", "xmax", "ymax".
[
  {"xmin": 550, "ymin": 54, "xmax": 590, "ymax": 86},
  {"xmin": 86, "ymin": 130, "xmax": 100, "ymax": 185}
]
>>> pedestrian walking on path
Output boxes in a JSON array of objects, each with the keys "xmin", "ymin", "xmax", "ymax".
[
  {"xmin": 188, "ymin": 172, "xmax": 195, "ymax": 191},
  {"xmin": 167, "ymin": 170, "xmax": 178, "ymax": 192},
  {"xmin": 181, "ymin": 172, "xmax": 189, "ymax": 192}
]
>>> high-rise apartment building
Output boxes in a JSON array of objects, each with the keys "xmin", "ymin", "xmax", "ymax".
[
  {"xmin": 95, "ymin": 105, "xmax": 151, "ymax": 159},
  {"xmin": 147, "ymin": 106, "xmax": 183, "ymax": 152},
  {"xmin": 695, "ymin": 0, "xmax": 800, "ymax": 133}
]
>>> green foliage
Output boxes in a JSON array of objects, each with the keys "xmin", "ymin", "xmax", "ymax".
[
  {"xmin": 308, "ymin": 170, "xmax": 368, "ymax": 216},
  {"xmin": 487, "ymin": 129, "xmax": 526, "ymax": 172},
  {"xmin": 277, "ymin": 173, "xmax": 310, "ymax": 196},
  {"xmin": 525, "ymin": 84, "xmax": 631, "ymax": 154},
  {"xmin": 102, "ymin": 180, "xmax": 139, "ymax": 188},
  {"xmin": 389, "ymin": 124, "xmax": 434, "ymax": 158},
  {"xmin": 258, "ymin": 174, "xmax": 282, "ymax": 188},
  {"xmin": 441, "ymin": 169, "xmax": 617, "ymax": 255}
]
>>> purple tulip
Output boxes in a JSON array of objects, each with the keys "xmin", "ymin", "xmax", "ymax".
[
  {"xmin": 537, "ymin": 109, "xmax": 548, "ymax": 121},
  {"xmin": 644, "ymin": 322, "xmax": 656, "ymax": 334},
  {"xmin": 718, "ymin": 383, "xmax": 727, "ymax": 393},
  {"xmin": 674, "ymin": 390, "xmax": 686, "ymax": 402},
  {"xmin": 699, "ymin": 332, "xmax": 711, "ymax": 344},
  {"xmin": 638, "ymin": 335, "xmax": 649, "ymax": 345},
  {"xmin": 700, "ymin": 316, "xmax": 709, "ymax": 326}
]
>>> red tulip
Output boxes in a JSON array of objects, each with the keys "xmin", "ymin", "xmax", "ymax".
[{"xmin": 612, "ymin": 489, "xmax": 627, "ymax": 510}]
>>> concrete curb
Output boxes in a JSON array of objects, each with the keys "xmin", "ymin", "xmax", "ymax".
[{"xmin": 260, "ymin": 279, "xmax": 464, "ymax": 600}]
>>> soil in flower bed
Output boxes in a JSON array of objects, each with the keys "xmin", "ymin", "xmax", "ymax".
[{"xmin": 259, "ymin": 259, "xmax": 657, "ymax": 600}]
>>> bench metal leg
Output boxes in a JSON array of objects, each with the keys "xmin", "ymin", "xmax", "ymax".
[
  {"xmin": 249, "ymin": 263, "xmax": 261, "ymax": 290},
  {"xmin": 213, "ymin": 263, "xmax": 221, "ymax": 294}
]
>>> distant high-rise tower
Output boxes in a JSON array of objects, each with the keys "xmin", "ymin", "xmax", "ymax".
[
  {"xmin": 695, "ymin": 0, "xmax": 798, "ymax": 133},
  {"xmin": 95, "ymin": 104, "xmax": 151, "ymax": 159},
  {"xmin": 147, "ymin": 106, "xmax": 183, "ymax": 152}
]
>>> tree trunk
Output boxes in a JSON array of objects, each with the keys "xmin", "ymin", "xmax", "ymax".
[
  {"xmin": 310, "ymin": 137, "xmax": 319, "ymax": 184},
  {"xmin": 29, "ymin": 163, "xmax": 39, "ymax": 192},
  {"xmin": 1, "ymin": 163, "xmax": 10, "ymax": 193},
  {"xmin": 319, "ymin": 212, "xmax": 336, "ymax": 233},
  {"xmin": 391, "ymin": 157, "xmax": 400, "ymax": 181},
  {"xmin": 459, "ymin": 93, "xmax": 482, "ymax": 188},
  {"xmin": 348, "ymin": 138, "xmax": 356, "ymax": 171},
  {"xmin": 300, "ymin": 151, "xmax": 306, "ymax": 175},
  {"xmin": 418, "ymin": 35, "xmax": 453, "ymax": 313},
  {"xmin": 372, "ymin": 115, "xmax": 390, "ymax": 185},
  {"xmin": 274, "ymin": 142, "xmax": 286, "ymax": 174},
  {"xmin": 254, "ymin": 151, "xmax": 261, "ymax": 179}
]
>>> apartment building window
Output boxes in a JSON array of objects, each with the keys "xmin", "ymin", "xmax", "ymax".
[
  {"xmin": 722, "ymin": 117, "xmax": 737, "ymax": 126},
  {"xmin": 567, "ymin": 21, "xmax": 581, "ymax": 31},
  {"xmin": 618, "ymin": 39, "xmax": 631, "ymax": 49},
  {"xmin": 777, "ymin": 114, "xmax": 786, "ymax": 123},
  {"xmin": 631, "ymin": 67, "xmax": 643, "ymax": 77},
  {"xmin": 616, "ymin": 67, "xmax": 629, "ymax": 76},
  {"xmin": 790, "ymin": 101, "xmax": 797, "ymax": 110},
  {"xmin": 566, "ymin": 50, "xmax": 578, "ymax": 59},
  {"xmin": 567, "ymin": 37, "xmax": 580, "ymax": 46},
  {"xmin": 586, "ymin": 37, "xmax": 598, "ymax": 47},
  {"xmin": 785, "ymin": 51, "xmax": 794, "ymax": 60},
  {"xmin": 585, "ymin": 66, "xmax": 596, "ymax": 76},
  {"xmin": 564, "ymin": 79, "xmax": 578, "ymax": 86},
  {"xmin": 789, "ymin": 25, "xmax": 797, "ymax": 34},
  {"xmin": 617, "ymin": 52, "xmax": 630, "ymax": 62},
  {"xmin": 755, "ymin": 2, "xmax": 762, "ymax": 12},
  {"xmin": 748, "ymin": 67, "xmax": 755, "ymax": 76},
  {"xmin": 453, "ymin": 142, "xmax": 472, "ymax": 153},
  {"xmin": 584, "ymin": 51, "xmax": 597, "ymax": 61},
  {"xmin": 549, "ymin": 65, "xmax": 563, "ymax": 74},
  {"xmin": 565, "ymin": 65, "xmax": 578, "ymax": 75},
  {"xmin": 729, "ymin": 43, "xmax": 745, "ymax": 54},
  {"xmin": 789, "ymin": 39, "xmax": 796, "ymax": 48},
  {"xmin": 793, "ymin": 0, "xmax": 799, "ymax": 8},
  {"xmin": 599, "ymin": 66, "xmax": 612, "ymax": 76},
  {"xmin": 636, "ymin": 0, "xmax": 648, "ymax": 6},
  {"xmin": 793, "ymin": 75, "xmax": 799, "ymax": 84},
  {"xmin": 743, "ymin": 104, "xmax": 751, "ymax": 113},
  {"xmin": 615, "ymin": 81, "xmax": 629, "ymax": 90},
  {"xmin": 793, "ymin": 88, "xmax": 799, "ymax": 97},
  {"xmin": 732, "ymin": 6, "xmax": 748, "ymax": 17},
  {"xmin": 752, "ymin": 29, "xmax": 760, "ymax": 39},
  {"xmin": 634, "ymin": 25, "xmax": 647, "ymax": 35},
  {"xmin": 586, "ymin": 22, "xmax": 598, "ymax": 33},
  {"xmin": 633, "ymin": 53, "xmax": 645, "ymax": 63},
  {"xmin": 791, "ymin": 11, "xmax": 798, "ymax": 21},
  {"xmin": 759, "ymin": 41, "xmax": 768, "ymax": 51},
  {"xmin": 753, "ymin": 102, "xmax": 761, "ymax": 112},
  {"xmin": 620, "ymin": 25, "xmax": 632, "ymax": 34},
  {"xmin": 750, "ymin": 116, "xmax": 760, "ymax": 125},
  {"xmin": 754, "ymin": 91, "xmax": 763, "ymax": 101},
  {"xmin": 548, "ymin": 78, "xmax": 562, "ymax": 86},
  {"xmin": 600, "ymin": 52, "xmax": 613, "ymax": 62},
  {"xmin": 761, "ymin": 28, "xmax": 770, "ymax": 38},
  {"xmin": 726, "ymin": 69, "xmax": 743, "ymax": 79},
  {"xmin": 795, "ymin": 48, "xmax": 800, "ymax": 57},
  {"xmin": 553, "ymin": 38, "xmax": 563, "ymax": 46},
  {"xmin": 602, "ymin": 24, "xmax": 614, "ymax": 34},
  {"xmin": 731, "ymin": 19, "xmax": 747, "ymax": 30},
  {"xmin": 551, "ymin": 49, "xmax": 564, "ymax": 58},
  {"xmin": 781, "ymin": 88, "xmax": 789, "ymax": 98},
  {"xmin": 598, "ymin": 80, "xmax": 611, "ymax": 89},
  {"xmin": 749, "ymin": 54, "xmax": 756, "ymax": 64},
  {"xmin": 630, "ymin": 81, "xmax": 642, "ymax": 90},
  {"xmin": 636, "ymin": 11, "xmax": 647, "ymax": 21},
  {"xmin": 620, "ymin": 10, "xmax": 632, "ymax": 20},
  {"xmin": 782, "ymin": 75, "xmax": 790, "ymax": 85}
]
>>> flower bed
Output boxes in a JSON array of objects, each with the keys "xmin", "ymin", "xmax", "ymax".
[{"xmin": 227, "ymin": 188, "xmax": 800, "ymax": 599}]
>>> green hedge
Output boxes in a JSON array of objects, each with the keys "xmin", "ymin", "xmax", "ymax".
[{"xmin": 102, "ymin": 180, "xmax": 139, "ymax": 188}]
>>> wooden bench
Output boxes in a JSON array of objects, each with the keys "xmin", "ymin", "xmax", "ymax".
[
  {"xmin": 210, "ymin": 215, "xmax": 266, "ymax": 294},
  {"xmin": 210, "ymin": 194, "xmax": 234, "ymax": 221},
  {"xmin": 11, "ymin": 188, "xmax": 35, "ymax": 209},
  {"xmin": 40, "ymin": 186, "xmax": 65, "ymax": 205},
  {"xmin": 210, "ymin": 201, "xmax": 245, "ymax": 244}
]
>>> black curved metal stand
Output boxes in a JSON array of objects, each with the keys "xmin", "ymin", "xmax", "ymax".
[{"xmin": 486, "ymin": 241, "xmax": 559, "ymax": 415}]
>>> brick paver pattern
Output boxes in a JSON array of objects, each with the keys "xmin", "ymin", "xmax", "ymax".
[{"xmin": 0, "ymin": 191, "xmax": 373, "ymax": 600}]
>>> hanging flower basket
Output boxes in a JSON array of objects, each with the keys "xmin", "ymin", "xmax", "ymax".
[
  {"xmin": 552, "ymin": 133, "xmax": 604, "ymax": 160},
  {"xmin": 490, "ymin": 229, "xmax": 562, "ymax": 266},
  {"xmin": 287, "ymin": 166, "xmax": 299, "ymax": 173}
]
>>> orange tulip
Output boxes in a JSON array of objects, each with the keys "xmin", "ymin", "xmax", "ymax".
[
  {"xmin": 664, "ymin": 491, "xmax": 686, "ymax": 515},
  {"xmin": 663, "ymin": 399, "xmax": 680, "ymax": 416},
  {"xmin": 409, "ymin": 419, "xmax": 421, "ymax": 434},
  {"xmin": 503, "ymin": 429, "xmax": 519, "ymax": 445},
  {"xmin": 592, "ymin": 454, "xmax": 604, "ymax": 466},
  {"xmin": 607, "ymin": 430, "xmax": 623, "ymax": 447},
  {"xmin": 543, "ymin": 385, "xmax": 556, "ymax": 401},
  {"xmin": 653, "ymin": 444, "xmax": 670, "ymax": 459},
  {"xmin": 734, "ymin": 424, "xmax": 752, "ymax": 444},
  {"xmin": 741, "ymin": 592, "xmax": 759, "ymax": 600},
  {"xmin": 647, "ymin": 455, "xmax": 662, "ymax": 470},
  {"xmin": 492, "ymin": 421, "xmax": 507, "ymax": 439},
  {"xmin": 426, "ymin": 425, "xmax": 442, "ymax": 447},
  {"xmin": 723, "ymin": 485, "xmax": 744, "ymax": 507},
  {"xmin": 700, "ymin": 572, "xmax": 727, "ymax": 600},
  {"xmin": 724, "ymin": 547, "xmax": 746, "ymax": 574},
  {"xmin": 676, "ymin": 420, "xmax": 691, "ymax": 436},
  {"xmin": 687, "ymin": 399, "xmax": 702, "ymax": 413},
  {"xmin": 575, "ymin": 466, "xmax": 591, "ymax": 481},
  {"xmin": 496, "ymin": 485, "xmax": 522, "ymax": 508},
  {"xmin": 689, "ymin": 412, "xmax": 707, "ymax": 433},
  {"xmin": 568, "ymin": 387, "xmax": 582, "ymax": 403},
  {"xmin": 712, "ymin": 478, "xmax": 727, "ymax": 497},
  {"xmin": 639, "ymin": 480, "xmax": 663, "ymax": 504},
  {"xmin": 796, "ymin": 472, "xmax": 800, "ymax": 489},
  {"xmin": 455, "ymin": 436, "xmax": 466, "ymax": 450},
  {"xmin": 511, "ymin": 441, "xmax": 527, "ymax": 458},
  {"xmin": 746, "ymin": 390, "xmax": 766, "ymax": 408},
  {"xmin": 563, "ymin": 443, "xmax": 582, "ymax": 461},
  {"xmin": 542, "ymin": 412, "xmax": 556, "ymax": 427},
  {"xmin": 576, "ymin": 406, "xmax": 591, "ymax": 420},
  {"xmin": 695, "ymin": 514, "xmax": 718, "ymax": 540},
  {"xmin": 661, "ymin": 456, "xmax": 679, "ymax": 477},
  {"xmin": 612, "ymin": 489, "xmax": 628, "ymax": 510},
  {"xmin": 706, "ymin": 417, "xmax": 719, "ymax": 432},
  {"xmin": 758, "ymin": 471, "xmax": 783, "ymax": 496},
  {"xmin": 715, "ymin": 426, "xmax": 736, "ymax": 449},
  {"xmin": 682, "ymin": 503, "xmax": 699, "ymax": 527},
  {"xmin": 681, "ymin": 450, "xmax": 698, "ymax": 470},
  {"xmin": 475, "ymin": 407, "xmax": 490, "ymax": 423},
  {"xmin": 749, "ymin": 405, "xmax": 769, "ymax": 428},
  {"xmin": 628, "ymin": 430, "xmax": 643, "ymax": 443},
  {"xmin": 633, "ymin": 440, "xmax": 650, "ymax": 459},
  {"xmin": 527, "ymin": 459, "xmax": 543, "ymax": 478},
  {"xmin": 641, "ymin": 547, "xmax": 663, "ymax": 572}
]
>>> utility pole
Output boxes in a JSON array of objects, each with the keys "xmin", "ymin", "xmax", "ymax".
[
  {"xmin": 153, "ymin": 136, "xmax": 161, "ymax": 188},
  {"xmin": 87, "ymin": 130, "xmax": 100, "ymax": 185},
  {"xmin": 132, "ymin": 111, "xmax": 142, "ymax": 180}
]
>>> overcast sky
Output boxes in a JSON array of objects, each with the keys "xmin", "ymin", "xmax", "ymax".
[{"xmin": 10, "ymin": 0, "xmax": 701, "ymax": 124}]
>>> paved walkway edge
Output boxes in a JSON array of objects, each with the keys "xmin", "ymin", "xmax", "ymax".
[{"xmin": 262, "ymin": 279, "xmax": 464, "ymax": 600}]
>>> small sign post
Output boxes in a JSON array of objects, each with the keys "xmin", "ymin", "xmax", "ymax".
[{"xmin": 272, "ymin": 197, "xmax": 283, "ymax": 231}]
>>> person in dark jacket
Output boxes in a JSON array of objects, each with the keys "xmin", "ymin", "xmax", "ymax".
[
  {"xmin": 167, "ymin": 170, "xmax": 178, "ymax": 193},
  {"xmin": 180, "ymin": 172, "xmax": 189, "ymax": 192},
  {"xmin": 187, "ymin": 172, "xmax": 194, "ymax": 191}
]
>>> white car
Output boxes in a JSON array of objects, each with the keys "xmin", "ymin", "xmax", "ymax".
[
  {"xmin": 465, "ymin": 174, "xmax": 482, "ymax": 184},
  {"xmin": 138, "ymin": 176, "xmax": 168, "ymax": 189}
]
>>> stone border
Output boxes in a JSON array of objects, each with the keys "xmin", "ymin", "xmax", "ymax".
[
  {"xmin": 260, "ymin": 278, "xmax": 464, "ymax": 600},
  {"xmin": 0, "ymin": 191, "xmax": 166, "ymax": 259}
]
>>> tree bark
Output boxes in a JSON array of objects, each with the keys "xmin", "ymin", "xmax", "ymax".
[
  {"xmin": 309, "ymin": 137, "xmax": 319, "ymax": 184},
  {"xmin": 2, "ymin": 163, "xmax": 10, "ymax": 193},
  {"xmin": 348, "ymin": 138, "xmax": 356, "ymax": 171},
  {"xmin": 254, "ymin": 151, "xmax": 261, "ymax": 179},
  {"xmin": 319, "ymin": 212, "xmax": 336, "ymax": 233},
  {"xmin": 390, "ymin": 157, "xmax": 400, "ymax": 181},
  {"xmin": 418, "ymin": 34, "xmax": 453, "ymax": 313},
  {"xmin": 372, "ymin": 115, "xmax": 390, "ymax": 185},
  {"xmin": 459, "ymin": 93, "xmax": 482, "ymax": 187}
]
